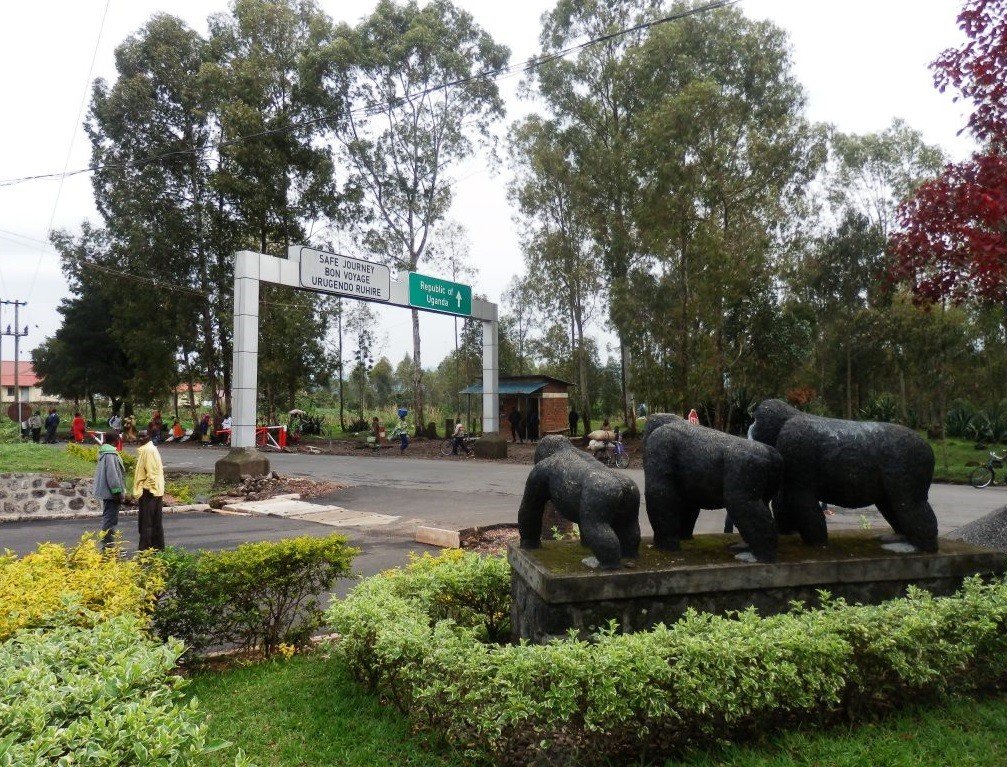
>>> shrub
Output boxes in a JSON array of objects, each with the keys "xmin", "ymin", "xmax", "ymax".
[
  {"xmin": 64, "ymin": 441, "xmax": 137, "ymax": 472},
  {"xmin": 154, "ymin": 535, "xmax": 358, "ymax": 658},
  {"xmin": 0, "ymin": 536, "xmax": 163, "ymax": 641},
  {"xmin": 0, "ymin": 614, "xmax": 251, "ymax": 766},
  {"xmin": 328, "ymin": 552, "xmax": 1007, "ymax": 767}
]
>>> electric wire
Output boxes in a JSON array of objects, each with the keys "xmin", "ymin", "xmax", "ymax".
[
  {"xmin": 0, "ymin": 0, "xmax": 737, "ymax": 189},
  {"xmin": 26, "ymin": 0, "xmax": 112, "ymax": 301}
]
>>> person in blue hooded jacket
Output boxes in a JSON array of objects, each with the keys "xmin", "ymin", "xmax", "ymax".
[{"xmin": 93, "ymin": 441, "xmax": 126, "ymax": 550}]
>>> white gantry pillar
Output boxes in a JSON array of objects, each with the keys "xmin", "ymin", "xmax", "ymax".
[
  {"xmin": 231, "ymin": 250, "xmax": 260, "ymax": 449},
  {"xmin": 482, "ymin": 318, "xmax": 499, "ymax": 435}
]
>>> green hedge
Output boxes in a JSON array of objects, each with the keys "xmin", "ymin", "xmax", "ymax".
[
  {"xmin": 0, "ymin": 614, "xmax": 250, "ymax": 766},
  {"xmin": 327, "ymin": 552, "xmax": 1007, "ymax": 767},
  {"xmin": 154, "ymin": 535, "xmax": 358, "ymax": 658}
]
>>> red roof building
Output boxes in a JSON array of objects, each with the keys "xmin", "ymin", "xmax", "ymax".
[{"xmin": 0, "ymin": 361, "xmax": 46, "ymax": 404}]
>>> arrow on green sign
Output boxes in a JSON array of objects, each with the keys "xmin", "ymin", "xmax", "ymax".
[{"xmin": 408, "ymin": 272, "xmax": 472, "ymax": 316}]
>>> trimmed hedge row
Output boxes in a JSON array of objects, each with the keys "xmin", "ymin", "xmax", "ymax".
[
  {"xmin": 0, "ymin": 615, "xmax": 250, "ymax": 766},
  {"xmin": 328, "ymin": 551, "xmax": 1007, "ymax": 767},
  {"xmin": 154, "ymin": 535, "xmax": 358, "ymax": 658}
]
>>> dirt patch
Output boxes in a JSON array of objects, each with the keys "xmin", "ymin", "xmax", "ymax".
[
  {"xmin": 209, "ymin": 472, "xmax": 346, "ymax": 506},
  {"xmin": 460, "ymin": 523, "xmax": 520, "ymax": 555}
]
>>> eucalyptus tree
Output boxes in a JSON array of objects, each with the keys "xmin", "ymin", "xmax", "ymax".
[
  {"xmin": 335, "ymin": 0, "xmax": 509, "ymax": 433},
  {"xmin": 629, "ymin": 4, "xmax": 822, "ymax": 426},
  {"xmin": 85, "ymin": 14, "xmax": 215, "ymax": 407},
  {"xmin": 509, "ymin": 116, "xmax": 601, "ymax": 433},
  {"xmin": 528, "ymin": 0, "xmax": 663, "ymax": 432}
]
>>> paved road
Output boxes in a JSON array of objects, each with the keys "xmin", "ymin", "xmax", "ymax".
[{"xmin": 161, "ymin": 444, "xmax": 1007, "ymax": 535}]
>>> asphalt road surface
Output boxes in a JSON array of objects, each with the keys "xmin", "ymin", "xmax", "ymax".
[
  {"xmin": 3, "ymin": 445, "xmax": 1005, "ymax": 581},
  {"xmin": 160, "ymin": 444, "xmax": 1007, "ymax": 535}
]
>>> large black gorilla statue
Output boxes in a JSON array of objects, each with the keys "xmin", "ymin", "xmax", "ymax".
[
  {"xmin": 518, "ymin": 436, "xmax": 640, "ymax": 569},
  {"xmin": 644, "ymin": 419, "xmax": 783, "ymax": 563},
  {"xmin": 750, "ymin": 399, "xmax": 938, "ymax": 552}
]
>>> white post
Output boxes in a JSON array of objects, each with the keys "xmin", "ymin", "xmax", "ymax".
[
  {"xmin": 482, "ymin": 319, "xmax": 499, "ymax": 434},
  {"xmin": 231, "ymin": 251, "xmax": 260, "ymax": 449}
]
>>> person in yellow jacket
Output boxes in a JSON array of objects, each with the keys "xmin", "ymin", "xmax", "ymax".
[{"xmin": 133, "ymin": 430, "xmax": 165, "ymax": 550}]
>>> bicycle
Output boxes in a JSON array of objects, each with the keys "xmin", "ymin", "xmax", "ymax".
[
  {"xmin": 440, "ymin": 435, "xmax": 478, "ymax": 456},
  {"xmin": 595, "ymin": 436, "xmax": 630, "ymax": 469},
  {"xmin": 969, "ymin": 450, "xmax": 1005, "ymax": 488}
]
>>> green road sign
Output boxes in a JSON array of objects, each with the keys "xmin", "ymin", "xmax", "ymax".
[{"xmin": 408, "ymin": 272, "xmax": 472, "ymax": 316}]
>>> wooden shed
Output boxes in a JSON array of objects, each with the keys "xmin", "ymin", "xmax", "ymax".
[{"xmin": 460, "ymin": 375, "xmax": 573, "ymax": 437}]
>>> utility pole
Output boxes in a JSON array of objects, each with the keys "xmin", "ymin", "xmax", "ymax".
[{"xmin": 1, "ymin": 300, "xmax": 28, "ymax": 424}]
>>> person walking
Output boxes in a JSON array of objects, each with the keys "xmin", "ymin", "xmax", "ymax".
[
  {"xmin": 71, "ymin": 412, "xmax": 86, "ymax": 443},
  {"xmin": 93, "ymin": 440, "xmax": 125, "ymax": 550},
  {"xmin": 508, "ymin": 407, "xmax": 522, "ymax": 443},
  {"xmin": 28, "ymin": 410, "xmax": 42, "ymax": 443},
  {"xmin": 451, "ymin": 419, "xmax": 472, "ymax": 456},
  {"xmin": 527, "ymin": 407, "xmax": 540, "ymax": 442},
  {"xmin": 44, "ymin": 408, "xmax": 59, "ymax": 443},
  {"xmin": 108, "ymin": 412, "xmax": 123, "ymax": 433},
  {"xmin": 133, "ymin": 430, "xmax": 165, "ymax": 551},
  {"xmin": 568, "ymin": 407, "xmax": 579, "ymax": 437}
]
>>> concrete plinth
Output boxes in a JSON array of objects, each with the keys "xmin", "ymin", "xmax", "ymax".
[
  {"xmin": 214, "ymin": 447, "xmax": 270, "ymax": 485},
  {"xmin": 474, "ymin": 431, "xmax": 508, "ymax": 459},
  {"xmin": 509, "ymin": 531, "xmax": 1007, "ymax": 643}
]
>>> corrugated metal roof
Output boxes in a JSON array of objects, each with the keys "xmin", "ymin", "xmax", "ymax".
[
  {"xmin": 0, "ymin": 361, "xmax": 40, "ymax": 387},
  {"xmin": 460, "ymin": 380, "xmax": 548, "ymax": 395}
]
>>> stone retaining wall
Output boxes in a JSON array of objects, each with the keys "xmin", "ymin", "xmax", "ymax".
[{"xmin": 0, "ymin": 473, "xmax": 100, "ymax": 521}]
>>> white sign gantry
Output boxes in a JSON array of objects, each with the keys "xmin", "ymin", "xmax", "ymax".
[{"xmin": 229, "ymin": 247, "xmax": 499, "ymax": 451}]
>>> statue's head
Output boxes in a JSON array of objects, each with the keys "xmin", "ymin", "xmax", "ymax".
[
  {"xmin": 534, "ymin": 434, "xmax": 573, "ymax": 463},
  {"xmin": 749, "ymin": 399, "xmax": 800, "ymax": 447},
  {"xmin": 642, "ymin": 413, "xmax": 682, "ymax": 445}
]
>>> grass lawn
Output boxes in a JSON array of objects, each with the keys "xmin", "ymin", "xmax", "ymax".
[
  {"xmin": 188, "ymin": 652, "xmax": 1007, "ymax": 767},
  {"xmin": 186, "ymin": 653, "xmax": 463, "ymax": 767},
  {"xmin": 679, "ymin": 695, "xmax": 1007, "ymax": 767},
  {"xmin": 0, "ymin": 442, "xmax": 94, "ymax": 477},
  {"xmin": 928, "ymin": 436, "xmax": 1007, "ymax": 484}
]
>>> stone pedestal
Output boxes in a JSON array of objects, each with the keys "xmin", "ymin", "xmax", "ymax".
[
  {"xmin": 509, "ymin": 531, "xmax": 1007, "ymax": 643},
  {"xmin": 214, "ymin": 447, "xmax": 270, "ymax": 485},
  {"xmin": 474, "ymin": 431, "xmax": 508, "ymax": 459}
]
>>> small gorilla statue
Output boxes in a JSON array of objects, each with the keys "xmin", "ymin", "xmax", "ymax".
[
  {"xmin": 645, "ymin": 419, "xmax": 783, "ymax": 563},
  {"xmin": 749, "ymin": 399, "xmax": 938, "ymax": 553},
  {"xmin": 518, "ymin": 435, "xmax": 641, "ymax": 569}
]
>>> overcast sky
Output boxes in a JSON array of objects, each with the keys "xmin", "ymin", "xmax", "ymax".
[{"xmin": 0, "ymin": 0, "xmax": 975, "ymax": 370}]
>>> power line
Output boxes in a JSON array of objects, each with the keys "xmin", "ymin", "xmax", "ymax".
[
  {"xmin": 0, "ymin": 0, "xmax": 737, "ymax": 190},
  {"xmin": 26, "ymin": 0, "xmax": 112, "ymax": 301}
]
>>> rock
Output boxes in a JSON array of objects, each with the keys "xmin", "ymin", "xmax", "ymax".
[{"xmin": 949, "ymin": 506, "xmax": 1007, "ymax": 552}]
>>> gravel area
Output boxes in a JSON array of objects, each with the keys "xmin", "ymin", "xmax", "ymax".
[{"xmin": 947, "ymin": 505, "xmax": 1007, "ymax": 551}]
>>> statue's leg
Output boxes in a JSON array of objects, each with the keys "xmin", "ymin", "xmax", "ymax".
[
  {"xmin": 678, "ymin": 506, "xmax": 702, "ymax": 540},
  {"xmin": 518, "ymin": 467, "xmax": 551, "ymax": 549},
  {"xmin": 884, "ymin": 474, "xmax": 938, "ymax": 552},
  {"xmin": 875, "ymin": 495, "xmax": 905, "ymax": 536},
  {"xmin": 645, "ymin": 474, "xmax": 681, "ymax": 552},
  {"xmin": 725, "ymin": 464, "xmax": 778, "ymax": 562},
  {"xmin": 611, "ymin": 487, "xmax": 641, "ymax": 558},
  {"xmin": 781, "ymin": 482, "xmax": 827, "ymax": 547},
  {"xmin": 579, "ymin": 500, "xmax": 625, "ymax": 569}
]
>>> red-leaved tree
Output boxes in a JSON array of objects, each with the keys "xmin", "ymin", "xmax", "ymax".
[{"xmin": 890, "ymin": 0, "xmax": 1007, "ymax": 304}]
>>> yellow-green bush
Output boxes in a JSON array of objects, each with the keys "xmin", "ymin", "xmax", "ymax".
[
  {"xmin": 0, "ymin": 536, "xmax": 163, "ymax": 641},
  {"xmin": 64, "ymin": 441, "xmax": 137, "ymax": 472}
]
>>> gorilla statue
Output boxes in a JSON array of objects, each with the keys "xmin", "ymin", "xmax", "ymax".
[
  {"xmin": 749, "ymin": 399, "xmax": 937, "ymax": 553},
  {"xmin": 645, "ymin": 419, "xmax": 783, "ymax": 563},
  {"xmin": 518, "ymin": 435, "xmax": 640, "ymax": 569}
]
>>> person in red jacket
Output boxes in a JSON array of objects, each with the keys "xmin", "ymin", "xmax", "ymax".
[{"xmin": 71, "ymin": 412, "xmax": 86, "ymax": 443}]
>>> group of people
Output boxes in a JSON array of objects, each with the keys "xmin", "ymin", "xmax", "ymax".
[
  {"xmin": 506, "ymin": 406, "xmax": 541, "ymax": 444},
  {"xmin": 92, "ymin": 427, "xmax": 166, "ymax": 552}
]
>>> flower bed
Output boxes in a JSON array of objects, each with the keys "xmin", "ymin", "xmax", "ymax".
[{"xmin": 328, "ymin": 551, "xmax": 1007, "ymax": 766}]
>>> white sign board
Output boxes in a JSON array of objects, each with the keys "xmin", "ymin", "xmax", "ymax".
[{"xmin": 298, "ymin": 246, "xmax": 390, "ymax": 302}]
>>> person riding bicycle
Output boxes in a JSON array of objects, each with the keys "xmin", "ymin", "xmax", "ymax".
[{"xmin": 452, "ymin": 419, "xmax": 472, "ymax": 456}]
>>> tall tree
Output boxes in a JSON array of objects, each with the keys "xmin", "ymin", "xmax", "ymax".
[
  {"xmin": 337, "ymin": 0, "xmax": 509, "ymax": 434},
  {"xmin": 629, "ymin": 3, "xmax": 821, "ymax": 428},
  {"xmin": 890, "ymin": 0, "xmax": 1007, "ymax": 396},
  {"xmin": 509, "ymin": 116, "xmax": 600, "ymax": 433},
  {"xmin": 529, "ymin": 0, "xmax": 663, "ymax": 433}
]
